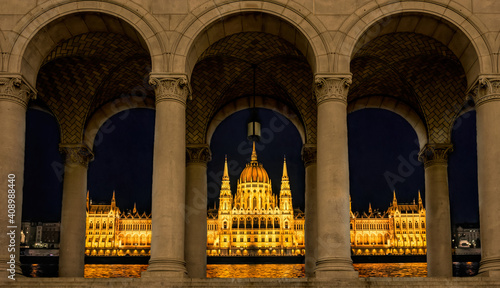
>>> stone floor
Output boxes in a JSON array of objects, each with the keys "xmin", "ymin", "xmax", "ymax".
[{"xmin": 3, "ymin": 277, "xmax": 500, "ymax": 288}]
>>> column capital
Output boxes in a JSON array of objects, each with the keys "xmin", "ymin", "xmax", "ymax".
[
  {"xmin": 186, "ymin": 144, "xmax": 211, "ymax": 165},
  {"xmin": 301, "ymin": 144, "xmax": 317, "ymax": 167},
  {"xmin": 418, "ymin": 144, "xmax": 453, "ymax": 168},
  {"xmin": 59, "ymin": 144, "xmax": 94, "ymax": 168},
  {"xmin": 468, "ymin": 75, "xmax": 500, "ymax": 107},
  {"xmin": 0, "ymin": 75, "xmax": 36, "ymax": 108},
  {"xmin": 314, "ymin": 74, "xmax": 352, "ymax": 106},
  {"xmin": 149, "ymin": 73, "xmax": 191, "ymax": 106}
]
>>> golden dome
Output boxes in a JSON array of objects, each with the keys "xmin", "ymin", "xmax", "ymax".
[
  {"xmin": 239, "ymin": 162, "xmax": 270, "ymax": 184},
  {"xmin": 239, "ymin": 142, "xmax": 270, "ymax": 184}
]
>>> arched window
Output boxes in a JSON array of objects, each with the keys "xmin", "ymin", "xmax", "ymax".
[
  {"xmin": 253, "ymin": 218, "xmax": 258, "ymax": 228},
  {"xmin": 89, "ymin": 221, "xmax": 93, "ymax": 229},
  {"xmin": 415, "ymin": 222, "xmax": 419, "ymax": 229},
  {"xmin": 402, "ymin": 222, "xmax": 406, "ymax": 229},
  {"xmin": 396, "ymin": 222, "xmax": 400, "ymax": 229},
  {"xmin": 96, "ymin": 221, "xmax": 100, "ymax": 229},
  {"xmin": 409, "ymin": 222, "xmax": 412, "ymax": 229},
  {"xmin": 232, "ymin": 218, "xmax": 237, "ymax": 228},
  {"xmin": 260, "ymin": 218, "xmax": 266, "ymax": 228},
  {"xmin": 284, "ymin": 222, "xmax": 289, "ymax": 229},
  {"xmin": 103, "ymin": 222, "xmax": 106, "ymax": 229},
  {"xmin": 274, "ymin": 218, "xmax": 280, "ymax": 229},
  {"xmin": 421, "ymin": 221, "xmax": 425, "ymax": 229},
  {"xmin": 246, "ymin": 218, "xmax": 252, "ymax": 228},
  {"xmin": 239, "ymin": 218, "xmax": 244, "ymax": 229},
  {"xmin": 223, "ymin": 221, "xmax": 228, "ymax": 229},
  {"xmin": 267, "ymin": 218, "xmax": 272, "ymax": 229}
]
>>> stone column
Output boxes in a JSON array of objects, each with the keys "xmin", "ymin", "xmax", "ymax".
[
  {"xmin": 418, "ymin": 144, "xmax": 453, "ymax": 277},
  {"xmin": 302, "ymin": 144, "xmax": 317, "ymax": 277},
  {"xmin": 185, "ymin": 144, "xmax": 211, "ymax": 278},
  {"xmin": 475, "ymin": 76, "xmax": 500, "ymax": 277},
  {"xmin": 314, "ymin": 75, "xmax": 358, "ymax": 278},
  {"xmin": 144, "ymin": 74, "xmax": 190, "ymax": 277},
  {"xmin": 0, "ymin": 76, "xmax": 35, "ymax": 279},
  {"xmin": 58, "ymin": 144, "xmax": 93, "ymax": 277}
]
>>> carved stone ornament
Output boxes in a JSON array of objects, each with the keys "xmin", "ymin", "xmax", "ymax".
[
  {"xmin": 0, "ymin": 76, "xmax": 36, "ymax": 108},
  {"xmin": 149, "ymin": 75, "xmax": 191, "ymax": 106},
  {"xmin": 314, "ymin": 75, "xmax": 352, "ymax": 105},
  {"xmin": 186, "ymin": 145, "xmax": 212, "ymax": 164},
  {"xmin": 418, "ymin": 144, "xmax": 453, "ymax": 168},
  {"xmin": 472, "ymin": 76, "xmax": 500, "ymax": 107},
  {"xmin": 59, "ymin": 144, "xmax": 94, "ymax": 168},
  {"xmin": 301, "ymin": 144, "xmax": 317, "ymax": 167}
]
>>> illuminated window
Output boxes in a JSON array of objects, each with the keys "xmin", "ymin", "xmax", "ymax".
[{"xmin": 223, "ymin": 222, "xmax": 227, "ymax": 229}]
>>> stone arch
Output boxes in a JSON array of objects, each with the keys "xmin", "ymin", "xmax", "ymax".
[
  {"xmin": 9, "ymin": 0, "xmax": 165, "ymax": 86},
  {"xmin": 336, "ymin": 1, "xmax": 492, "ymax": 86},
  {"xmin": 172, "ymin": 2, "xmax": 330, "ymax": 75},
  {"xmin": 206, "ymin": 96, "xmax": 306, "ymax": 145},
  {"xmin": 347, "ymin": 96, "xmax": 427, "ymax": 149},
  {"xmin": 83, "ymin": 96, "xmax": 155, "ymax": 149}
]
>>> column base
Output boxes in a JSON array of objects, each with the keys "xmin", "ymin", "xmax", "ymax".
[
  {"xmin": 478, "ymin": 257, "xmax": 500, "ymax": 277},
  {"xmin": 315, "ymin": 257, "xmax": 358, "ymax": 279},
  {"xmin": 144, "ymin": 258, "xmax": 187, "ymax": 278}
]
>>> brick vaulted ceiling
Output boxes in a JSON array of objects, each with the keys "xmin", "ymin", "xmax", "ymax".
[
  {"xmin": 36, "ymin": 32, "xmax": 153, "ymax": 144},
  {"xmin": 188, "ymin": 32, "xmax": 314, "ymax": 144},
  {"xmin": 350, "ymin": 33, "xmax": 467, "ymax": 144}
]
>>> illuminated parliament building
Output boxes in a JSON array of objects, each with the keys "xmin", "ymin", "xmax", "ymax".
[
  {"xmin": 84, "ymin": 144, "xmax": 426, "ymax": 257},
  {"xmin": 206, "ymin": 143, "xmax": 306, "ymax": 256},
  {"xmin": 85, "ymin": 192, "xmax": 152, "ymax": 256}
]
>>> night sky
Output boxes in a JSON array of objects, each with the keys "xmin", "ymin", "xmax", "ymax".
[{"xmin": 22, "ymin": 107, "xmax": 479, "ymax": 226}]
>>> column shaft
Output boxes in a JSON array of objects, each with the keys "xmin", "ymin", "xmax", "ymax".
[
  {"xmin": 475, "ymin": 77, "xmax": 500, "ymax": 276},
  {"xmin": 420, "ymin": 144, "xmax": 453, "ymax": 277},
  {"xmin": 314, "ymin": 76, "xmax": 357, "ymax": 278},
  {"xmin": 302, "ymin": 145, "xmax": 317, "ymax": 277},
  {"xmin": 185, "ymin": 145, "xmax": 211, "ymax": 278},
  {"xmin": 0, "ymin": 76, "xmax": 34, "ymax": 279},
  {"xmin": 58, "ymin": 145, "xmax": 92, "ymax": 277},
  {"xmin": 145, "ymin": 75, "xmax": 189, "ymax": 277}
]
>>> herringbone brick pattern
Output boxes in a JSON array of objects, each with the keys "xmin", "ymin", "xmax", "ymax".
[
  {"xmin": 350, "ymin": 33, "xmax": 466, "ymax": 143},
  {"xmin": 36, "ymin": 32, "xmax": 150, "ymax": 144},
  {"xmin": 188, "ymin": 32, "xmax": 315, "ymax": 144}
]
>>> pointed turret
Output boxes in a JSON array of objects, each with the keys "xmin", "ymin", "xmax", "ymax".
[
  {"xmin": 418, "ymin": 190, "xmax": 423, "ymax": 210},
  {"xmin": 368, "ymin": 203, "xmax": 372, "ymax": 214},
  {"xmin": 86, "ymin": 191, "xmax": 90, "ymax": 211},
  {"xmin": 392, "ymin": 190, "xmax": 398, "ymax": 207},
  {"xmin": 133, "ymin": 202, "xmax": 137, "ymax": 214},
  {"xmin": 111, "ymin": 190, "xmax": 116, "ymax": 208},
  {"xmin": 223, "ymin": 155, "xmax": 229, "ymax": 181},
  {"xmin": 251, "ymin": 141, "xmax": 258, "ymax": 163},
  {"xmin": 219, "ymin": 155, "xmax": 232, "ymax": 213},
  {"xmin": 280, "ymin": 156, "xmax": 292, "ymax": 212},
  {"xmin": 282, "ymin": 156, "xmax": 289, "ymax": 181}
]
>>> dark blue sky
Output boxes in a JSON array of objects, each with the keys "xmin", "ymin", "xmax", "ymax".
[{"xmin": 22, "ymin": 107, "xmax": 478, "ymax": 226}]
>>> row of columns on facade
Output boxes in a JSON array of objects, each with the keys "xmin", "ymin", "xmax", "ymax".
[{"xmin": 1, "ymin": 73, "xmax": 500, "ymax": 279}]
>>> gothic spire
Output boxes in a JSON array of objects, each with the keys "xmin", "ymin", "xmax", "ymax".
[
  {"xmin": 133, "ymin": 202, "xmax": 137, "ymax": 214},
  {"xmin": 223, "ymin": 155, "xmax": 229, "ymax": 181},
  {"xmin": 251, "ymin": 141, "xmax": 258, "ymax": 163},
  {"xmin": 392, "ymin": 190, "xmax": 397, "ymax": 206},
  {"xmin": 282, "ymin": 155, "xmax": 289, "ymax": 181},
  {"xmin": 368, "ymin": 202, "xmax": 372, "ymax": 214},
  {"xmin": 111, "ymin": 190, "xmax": 116, "ymax": 208}
]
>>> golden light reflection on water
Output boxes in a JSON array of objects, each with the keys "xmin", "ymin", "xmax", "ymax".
[
  {"xmin": 353, "ymin": 263, "xmax": 427, "ymax": 277},
  {"xmin": 82, "ymin": 263, "xmax": 427, "ymax": 278},
  {"xmin": 207, "ymin": 264, "xmax": 305, "ymax": 278}
]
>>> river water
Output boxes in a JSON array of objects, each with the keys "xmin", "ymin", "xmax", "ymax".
[{"xmin": 22, "ymin": 262, "xmax": 479, "ymax": 278}]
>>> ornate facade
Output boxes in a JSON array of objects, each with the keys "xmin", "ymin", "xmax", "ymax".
[
  {"xmin": 85, "ymin": 192, "xmax": 151, "ymax": 256},
  {"xmin": 350, "ymin": 192, "xmax": 427, "ymax": 255},
  {"xmin": 207, "ymin": 143, "xmax": 305, "ymax": 256}
]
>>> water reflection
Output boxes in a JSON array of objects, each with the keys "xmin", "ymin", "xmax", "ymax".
[
  {"xmin": 207, "ymin": 264, "xmax": 305, "ymax": 278},
  {"xmin": 353, "ymin": 263, "xmax": 427, "ymax": 277},
  {"xmin": 21, "ymin": 262, "xmax": 479, "ymax": 278}
]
